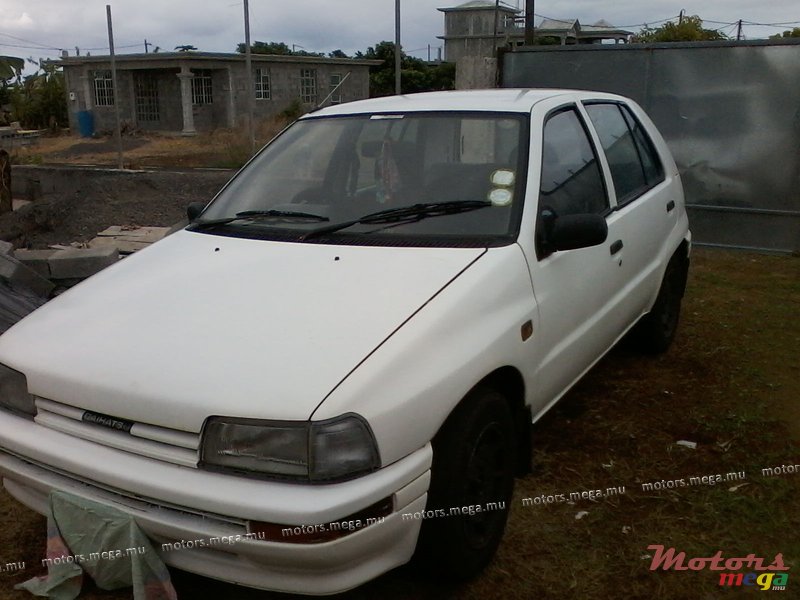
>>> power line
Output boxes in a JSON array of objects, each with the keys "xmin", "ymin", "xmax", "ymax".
[
  {"xmin": 0, "ymin": 41, "xmax": 61, "ymax": 51},
  {"xmin": 0, "ymin": 31, "xmax": 62, "ymax": 50}
]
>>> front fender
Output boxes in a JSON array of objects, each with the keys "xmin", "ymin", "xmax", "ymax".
[{"xmin": 311, "ymin": 244, "xmax": 538, "ymax": 467}]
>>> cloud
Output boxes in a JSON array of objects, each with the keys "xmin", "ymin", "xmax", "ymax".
[{"xmin": 0, "ymin": 11, "xmax": 34, "ymax": 30}]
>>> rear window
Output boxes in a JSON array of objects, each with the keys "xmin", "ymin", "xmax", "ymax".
[{"xmin": 585, "ymin": 102, "xmax": 665, "ymax": 206}]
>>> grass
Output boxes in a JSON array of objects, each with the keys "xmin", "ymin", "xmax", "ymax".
[{"xmin": 0, "ymin": 248, "xmax": 797, "ymax": 599}]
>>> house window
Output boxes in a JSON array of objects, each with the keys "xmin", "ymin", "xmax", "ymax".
[
  {"xmin": 329, "ymin": 73, "xmax": 342, "ymax": 104},
  {"xmin": 92, "ymin": 70, "xmax": 114, "ymax": 106},
  {"xmin": 254, "ymin": 67, "xmax": 271, "ymax": 100},
  {"xmin": 300, "ymin": 69, "xmax": 317, "ymax": 104},
  {"xmin": 191, "ymin": 70, "xmax": 213, "ymax": 105},
  {"xmin": 134, "ymin": 75, "xmax": 159, "ymax": 122}
]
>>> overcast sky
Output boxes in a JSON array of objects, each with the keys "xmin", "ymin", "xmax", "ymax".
[{"xmin": 3, "ymin": 0, "xmax": 800, "ymax": 71}]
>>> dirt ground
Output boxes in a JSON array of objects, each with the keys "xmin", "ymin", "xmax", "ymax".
[
  {"xmin": 1, "ymin": 167, "xmax": 233, "ymax": 250},
  {"xmin": 0, "ymin": 139, "xmax": 797, "ymax": 599}
]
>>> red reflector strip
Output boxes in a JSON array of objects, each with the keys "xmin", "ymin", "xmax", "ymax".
[{"xmin": 249, "ymin": 496, "xmax": 394, "ymax": 544}]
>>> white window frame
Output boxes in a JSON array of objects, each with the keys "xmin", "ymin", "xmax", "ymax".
[
  {"xmin": 300, "ymin": 69, "xmax": 317, "ymax": 104},
  {"xmin": 191, "ymin": 70, "xmax": 213, "ymax": 105},
  {"xmin": 329, "ymin": 73, "xmax": 343, "ymax": 105},
  {"xmin": 255, "ymin": 67, "xmax": 271, "ymax": 100},
  {"xmin": 93, "ymin": 70, "xmax": 114, "ymax": 107}
]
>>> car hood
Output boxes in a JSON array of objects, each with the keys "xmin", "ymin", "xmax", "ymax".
[{"xmin": 0, "ymin": 231, "xmax": 485, "ymax": 432}]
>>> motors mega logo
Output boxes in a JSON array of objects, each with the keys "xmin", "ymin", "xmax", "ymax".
[{"xmin": 647, "ymin": 545, "xmax": 790, "ymax": 591}]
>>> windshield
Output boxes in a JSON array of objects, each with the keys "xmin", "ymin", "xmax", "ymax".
[{"xmin": 195, "ymin": 112, "xmax": 528, "ymax": 247}]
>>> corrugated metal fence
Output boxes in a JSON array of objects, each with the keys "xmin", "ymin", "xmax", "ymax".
[{"xmin": 502, "ymin": 40, "xmax": 800, "ymax": 254}]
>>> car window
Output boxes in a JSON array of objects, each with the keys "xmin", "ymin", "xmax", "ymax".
[
  {"xmin": 584, "ymin": 103, "xmax": 647, "ymax": 204},
  {"xmin": 539, "ymin": 107, "xmax": 609, "ymax": 217},
  {"xmin": 619, "ymin": 105, "xmax": 665, "ymax": 187},
  {"xmin": 195, "ymin": 112, "xmax": 528, "ymax": 247}
]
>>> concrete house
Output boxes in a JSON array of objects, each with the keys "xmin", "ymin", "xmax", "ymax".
[
  {"xmin": 58, "ymin": 52, "xmax": 380, "ymax": 135},
  {"xmin": 438, "ymin": 1, "xmax": 632, "ymax": 63}
]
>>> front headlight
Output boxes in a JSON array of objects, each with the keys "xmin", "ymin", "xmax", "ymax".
[
  {"xmin": 0, "ymin": 363, "xmax": 36, "ymax": 419},
  {"xmin": 200, "ymin": 413, "xmax": 380, "ymax": 482}
]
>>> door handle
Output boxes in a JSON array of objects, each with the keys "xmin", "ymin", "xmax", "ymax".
[
  {"xmin": 610, "ymin": 240, "xmax": 624, "ymax": 255},
  {"xmin": 666, "ymin": 200, "xmax": 676, "ymax": 212}
]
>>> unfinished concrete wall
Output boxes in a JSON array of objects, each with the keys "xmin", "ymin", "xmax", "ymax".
[{"xmin": 456, "ymin": 57, "xmax": 498, "ymax": 90}]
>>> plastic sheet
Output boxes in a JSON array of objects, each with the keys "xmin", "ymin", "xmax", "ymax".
[{"xmin": 15, "ymin": 491, "xmax": 177, "ymax": 600}]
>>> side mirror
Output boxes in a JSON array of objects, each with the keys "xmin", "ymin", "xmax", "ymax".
[
  {"xmin": 549, "ymin": 213, "xmax": 608, "ymax": 252},
  {"xmin": 187, "ymin": 202, "xmax": 206, "ymax": 221}
]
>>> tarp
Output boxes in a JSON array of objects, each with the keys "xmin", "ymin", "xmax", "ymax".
[{"xmin": 15, "ymin": 491, "xmax": 177, "ymax": 600}]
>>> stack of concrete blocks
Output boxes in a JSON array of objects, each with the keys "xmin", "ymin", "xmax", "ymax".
[
  {"xmin": 13, "ymin": 246, "xmax": 119, "ymax": 287},
  {"xmin": 0, "ymin": 240, "xmax": 54, "ymax": 297}
]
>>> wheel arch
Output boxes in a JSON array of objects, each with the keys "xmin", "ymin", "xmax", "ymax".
[{"xmin": 435, "ymin": 366, "xmax": 532, "ymax": 477}]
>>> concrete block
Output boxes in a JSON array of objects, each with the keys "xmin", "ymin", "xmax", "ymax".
[
  {"xmin": 14, "ymin": 249, "xmax": 56, "ymax": 278},
  {"xmin": 12, "ymin": 199, "xmax": 32, "ymax": 211},
  {"xmin": 0, "ymin": 252, "xmax": 54, "ymax": 297},
  {"xmin": 88, "ymin": 237, "xmax": 150, "ymax": 254},
  {"xmin": 48, "ymin": 246, "xmax": 119, "ymax": 280},
  {"xmin": 0, "ymin": 240, "xmax": 13, "ymax": 256}
]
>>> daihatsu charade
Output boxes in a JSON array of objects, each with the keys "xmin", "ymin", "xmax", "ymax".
[{"xmin": 0, "ymin": 89, "xmax": 690, "ymax": 594}]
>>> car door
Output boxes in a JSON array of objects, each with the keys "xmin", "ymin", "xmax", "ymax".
[
  {"xmin": 581, "ymin": 100, "xmax": 677, "ymax": 319},
  {"xmin": 521, "ymin": 102, "xmax": 634, "ymax": 412}
]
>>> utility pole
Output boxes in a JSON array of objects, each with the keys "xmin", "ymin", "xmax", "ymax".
[
  {"xmin": 395, "ymin": 0, "xmax": 401, "ymax": 95},
  {"xmin": 106, "ymin": 5, "xmax": 123, "ymax": 170},
  {"xmin": 524, "ymin": 0, "xmax": 535, "ymax": 45},
  {"xmin": 144, "ymin": 39, "xmax": 150, "ymax": 53},
  {"xmin": 243, "ymin": 0, "xmax": 255, "ymax": 152},
  {"xmin": 736, "ymin": 19, "xmax": 743, "ymax": 41},
  {"xmin": 679, "ymin": 9, "xmax": 685, "ymax": 25},
  {"xmin": 494, "ymin": 0, "xmax": 500, "ymax": 55}
]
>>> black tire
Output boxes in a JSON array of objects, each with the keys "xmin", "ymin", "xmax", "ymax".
[
  {"xmin": 413, "ymin": 386, "xmax": 516, "ymax": 579},
  {"xmin": 632, "ymin": 254, "xmax": 688, "ymax": 354}
]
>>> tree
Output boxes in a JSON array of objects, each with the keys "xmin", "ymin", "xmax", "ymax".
[
  {"xmin": 236, "ymin": 41, "xmax": 324, "ymax": 57},
  {"xmin": 634, "ymin": 16, "xmax": 727, "ymax": 42},
  {"xmin": 174, "ymin": 45, "xmax": 197, "ymax": 52},
  {"xmin": 328, "ymin": 49, "xmax": 349, "ymax": 58},
  {"xmin": 0, "ymin": 56, "xmax": 24, "ymax": 109},
  {"xmin": 770, "ymin": 27, "xmax": 800, "ymax": 39},
  {"xmin": 360, "ymin": 41, "xmax": 454, "ymax": 97},
  {"xmin": 8, "ymin": 60, "xmax": 67, "ymax": 129}
]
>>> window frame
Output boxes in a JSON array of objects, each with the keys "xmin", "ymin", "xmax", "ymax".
[
  {"xmin": 92, "ymin": 70, "xmax": 114, "ymax": 107},
  {"xmin": 134, "ymin": 74, "xmax": 160, "ymax": 122},
  {"xmin": 191, "ymin": 69, "xmax": 213, "ymax": 105},
  {"xmin": 300, "ymin": 69, "xmax": 317, "ymax": 104},
  {"xmin": 254, "ymin": 67, "xmax": 271, "ymax": 100},
  {"xmin": 329, "ymin": 73, "xmax": 343, "ymax": 105},
  {"xmin": 535, "ymin": 103, "xmax": 612, "ymax": 260},
  {"xmin": 582, "ymin": 100, "xmax": 666, "ymax": 209}
]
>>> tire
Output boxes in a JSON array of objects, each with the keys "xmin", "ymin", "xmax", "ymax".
[
  {"xmin": 413, "ymin": 386, "xmax": 516, "ymax": 579},
  {"xmin": 632, "ymin": 253, "xmax": 688, "ymax": 354}
]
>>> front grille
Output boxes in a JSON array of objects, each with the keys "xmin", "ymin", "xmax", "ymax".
[{"xmin": 34, "ymin": 397, "xmax": 199, "ymax": 468}]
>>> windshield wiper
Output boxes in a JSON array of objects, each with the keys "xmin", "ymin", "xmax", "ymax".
[
  {"xmin": 301, "ymin": 200, "xmax": 491, "ymax": 240},
  {"xmin": 191, "ymin": 209, "xmax": 329, "ymax": 229}
]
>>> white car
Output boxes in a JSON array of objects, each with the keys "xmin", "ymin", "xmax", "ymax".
[{"xmin": 0, "ymin": 89, "xmax": 690, "ymax": 594}]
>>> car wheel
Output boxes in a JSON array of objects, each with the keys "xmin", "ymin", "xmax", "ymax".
[
  {"xmin": 413, "ymin": 386, "xmax": 516, "ymax": 579},
  {"xmin": 632, "ymin": 254, "xmax": 688, "ymax": 354}
]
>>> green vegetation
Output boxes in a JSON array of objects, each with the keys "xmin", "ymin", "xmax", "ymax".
[
  {"xmin": 237, "ymin": 40, "xmax": 455, "ymax": 97},
  {"xmin": 354, "ymin": 41, "xmax": 455, "ymax": 97},
  {"xmin": 634, "ymin": 15, "xmax": 728, "ymax": 42},
  {"xmin": 5, "ymin": 59, "xmax": 67, "ymax": 130},
  {"xmin": 770, "ymin": 27, "xmax": 800, "ymax": 39}
]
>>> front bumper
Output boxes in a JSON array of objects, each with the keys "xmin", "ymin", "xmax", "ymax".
[{"xmin": 0, "ymin": 413, "xmax": 431, "ymax": 595}]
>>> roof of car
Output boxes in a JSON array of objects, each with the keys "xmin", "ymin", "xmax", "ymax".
[{"xmin": 307, "ymin": 89, "xmax": 623, "ymax": 117}]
